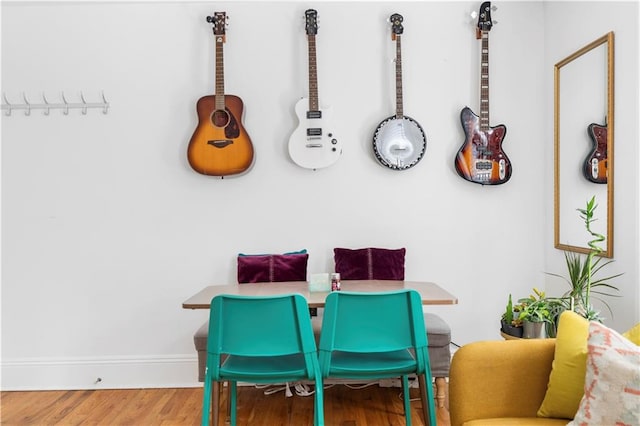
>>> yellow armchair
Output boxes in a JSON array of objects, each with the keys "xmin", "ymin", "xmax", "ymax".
[{"xmin": 449, "ymin": 339, "xmax": 568, "ymax": 426}]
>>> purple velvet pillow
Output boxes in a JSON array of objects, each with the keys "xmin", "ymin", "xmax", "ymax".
[
  {"xmin": 237, "ymin": 253, "xmax": 309, "ymax": 283},
  {"xmin": 333, "ymin": 247, "xmax": 406, "ymax": 280}
]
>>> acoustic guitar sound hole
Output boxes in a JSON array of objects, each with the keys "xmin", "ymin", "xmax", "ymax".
[{"xmin": 211, "ymin": 109, "xmax": 230, "ymax": 128}]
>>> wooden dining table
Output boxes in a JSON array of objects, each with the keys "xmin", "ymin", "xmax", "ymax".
[{"xmin": 182, "ymin": 280, "xmax": 458, "ymax": 309}]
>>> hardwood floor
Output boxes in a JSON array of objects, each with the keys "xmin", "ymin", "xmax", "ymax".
[{"xmin": 1, "ymin": 383, "xmax": 451, "ymax": 425}]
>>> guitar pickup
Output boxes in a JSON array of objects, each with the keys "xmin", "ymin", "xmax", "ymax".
[
  {"xmin": 475, "ymin": 160, "xmax": 493, "ymax": 170},
  {"xmin": 591, "ymin": 158, "xmax": 599, "ymax": 179},
  {"xmin": 476, "ymin": 146, "xmax": 493, "ymax": 156},
  {"xmin": 307, "ymin": 128, "xmax": 322, "ymax": 137},
  {"xmin": 208, "ymin": 139, "xmax": 233, "ymax": 148},
  {"xmin": 307, "ymin": 111, "xmax": 322, "ymax": 119}
]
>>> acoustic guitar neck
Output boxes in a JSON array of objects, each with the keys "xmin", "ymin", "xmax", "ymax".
[{"xmin": 214, "ymin": 23, "xmax": 226, "ymax": 111}]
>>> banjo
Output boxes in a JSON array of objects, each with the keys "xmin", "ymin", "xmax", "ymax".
[{"xmin": 372, "ymin": 13, "xmax": 426, "ymax": 170}]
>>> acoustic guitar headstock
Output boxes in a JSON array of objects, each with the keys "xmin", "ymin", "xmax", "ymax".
[
  {"xmin": 390, "ymin": 13, "xmax": 404, "ymax": 40},
  {"xmin": 305, "ymin": 9, "xmax": 318, "ymax": 36},
  {"xmin": 207, "ymin": 11, "xmax": 227, "ymax": 42}
]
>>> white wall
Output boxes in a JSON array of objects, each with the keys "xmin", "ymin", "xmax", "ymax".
[
  {"xmin": 0, "ymin": 1, "xmax": 636, "ymax": 390},
  {"xmin": 542, "ymin": 1, "xmax": 640, "ymax": 334}
]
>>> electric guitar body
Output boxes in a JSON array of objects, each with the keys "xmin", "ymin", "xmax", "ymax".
[
  {"xmin": 455, "ymin": 106, "xmax": 510, "ymax": 184},
  {"xmin": 583, "ymin": 122, "xmax": 607, "ymax": 184},
  {"xmin": 187, "ymin": 12, "xmax": 254, "ymax": 177},
  {"xmin": 289, "ymin": 97, "xmax": 339, "ymax": 169},
  {"xmin": 454, "ymin": 1, "xmax": 511, "ymax": 185},
  {"xmin": 288, "ymin": 9, "xmax": 341, "ymax": 170}
]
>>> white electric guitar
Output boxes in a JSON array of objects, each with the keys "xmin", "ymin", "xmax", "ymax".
[{"xmin": 288, "ymin": 9, "xmax": 341, "ymax": 170}]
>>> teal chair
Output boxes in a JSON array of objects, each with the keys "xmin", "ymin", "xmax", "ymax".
[
  {"xmin": 201, "ymin": 294, "xmax": 324, "ymax": 426},
  {"xmin": 318, "ymin": 290, "xmax": 437, "ymax": 426}
]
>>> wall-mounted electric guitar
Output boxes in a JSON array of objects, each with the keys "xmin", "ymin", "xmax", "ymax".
[
  {"xmin": 454, "ymin": 2, "xmax": 511, "ymax": 185},
  {"xmin": 187, "ymin": 12, "xmax": 254, "ymax": 177},
  {"xmin": 288, "ymin": 9, "xmax": 341, "ymax": 170},
  {"xmin": 372, "ymin": 13, "xmax": 426, "ymax": 170},
  {"xmin": 583, "ymin": 121, "xmax": 608, "ymax": 184}
]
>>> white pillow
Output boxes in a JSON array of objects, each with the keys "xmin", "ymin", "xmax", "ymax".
[{"xmin": 567, "ymin": 321, "xmax": 640, "ymax": 426}]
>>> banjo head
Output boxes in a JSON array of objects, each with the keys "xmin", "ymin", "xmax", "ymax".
[{"xmin": 372, "ymin": 116, "xmax": 426, "ymax": 170}]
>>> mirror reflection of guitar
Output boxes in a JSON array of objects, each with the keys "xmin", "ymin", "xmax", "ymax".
[
  {"xmin": 187, "ymin": 12, "xmax": 254, "ymax": 177},
  {"xmin": 372, "ymin": 13, "xmax": 426, "ymax": 170},
  {"xmin": 583, "ymin": 121, "xmax": 608, "ymax": 184},
  {"xmin": 455, "ymin": 2, "xmax": 511, "ymax": 185},
  {"xmin": 288, "ymin": 9, "xmax": 341, "ymax": 170}
]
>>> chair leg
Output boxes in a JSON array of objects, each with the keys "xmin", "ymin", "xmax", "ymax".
[
  {"xmin": 435, "ymin": 377, "xmax": 446, "ymax": 408},
  {"xmin": 229, "ymin": 381, "xmax": 238, "ymax": 425},
  {"xmin": 314, "ymin": 374, "xmax": 325, "ymax": 426},
  {"xmin": 201, "ymin": 368, "xmax": 212, "ymax": 426},
  {"xmin": 225, "ymin": 381, "xmax": 231, "ymax": 423},
  {"xmin": 418, "ymin": 374, "xmax": 437, "ymax": 426},
  {"xmin": 211, "ymin": 381, "xmax": 220, "ymax": 426},
  {"xmin": 401, "ymin": 375, "xmax": 412, "ymax": 426}
]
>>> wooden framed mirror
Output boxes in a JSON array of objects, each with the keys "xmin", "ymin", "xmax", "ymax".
[{"xmin": 554, "ymin": 32, "xmax": 614, "ymax": 258}]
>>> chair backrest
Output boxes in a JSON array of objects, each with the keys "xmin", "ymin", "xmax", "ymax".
[
  {"xmin": 319, "ymin": 290, "xmax": 428, "ymax": 362},
  {"xmin": 208, "ymin": 293, "xmax": 317, "ymax": 358}
]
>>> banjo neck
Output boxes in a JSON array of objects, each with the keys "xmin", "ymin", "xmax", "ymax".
[{"xmin": 395, "ymin": 34, "xmax": 403, "ymax": 119}]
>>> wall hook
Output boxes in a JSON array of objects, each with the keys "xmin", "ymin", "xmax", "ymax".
[
  {"xmin": 101, "ymin": 91, "xmax": 110, "ymax": 114},
  {"xmin": 1, "ymin": 90, "xmax": 110, "ymax": 116},
  {"xmin": 2, "ymin": 93, "xmax": 12, "ymax": 116},
  {"xmin": 79, "ymin": 91, "xmax": 88, "ymax": 115},
  {"xmin": 22, "ymin": 92, "xmax": 31, "ymax": 116},
  {"xmin": 42, "ymin": 92, "xmax": 51, "ymax": 115},
  {"xmin": 61, "ymin": 91, "xmax": 70, "ymax": 115}
]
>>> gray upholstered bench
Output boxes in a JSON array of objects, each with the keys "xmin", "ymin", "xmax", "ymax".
[{"xmin": 194, "ymin": 311, "xmax": 451, "ymax": 408}]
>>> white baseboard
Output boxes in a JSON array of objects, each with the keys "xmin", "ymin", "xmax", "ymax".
[{"xmin": 1, "ymin": 355, "xmax": 202, "ymax": 391}]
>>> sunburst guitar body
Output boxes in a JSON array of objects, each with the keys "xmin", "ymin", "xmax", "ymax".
[
  {"xmin": 583, "ymin": 122, "xmax": 607, "ymax": 184},
  {"xmin": 188, "ymin": 94, "xmax": 253, "ymax": 176},
  {"xmin": 455, "ymin": 106, "xmax": 510, "ymax": 184},
  {"xmin": 454, "ymin": 2, "xmax": 511, "ymax": 185},
  {"xmin": 187, "ymin": 12, "xmax": 254, "ymax": 177}
]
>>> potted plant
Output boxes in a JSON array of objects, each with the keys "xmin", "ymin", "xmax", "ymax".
[
  {"xmin": 518, "ymin": 288, "xmax": 553, "ymax": 338},
  {"xmin": 547, "ymin": 196, "xmax": 621, "ymax": 322},
  {"xmin": 500, "ymin": 294, "xmax": 523, "ymax": 338}
]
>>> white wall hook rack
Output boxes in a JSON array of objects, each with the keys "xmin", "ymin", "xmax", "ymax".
[{"xmin": 1, "ymin": 91, "xmax": 110, "ymax": 116}]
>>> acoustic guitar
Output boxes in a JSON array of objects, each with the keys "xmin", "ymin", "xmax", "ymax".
[
  {"xmin": 583, "ymin": 121, "xmax": 608, "ymax": 184},
  {"xmin": 454, "ymin": 2, "xmax": 511, "ymax": 185},
  {"xmin": 372, "ymin": 13, "xmax": 426, "ymax": 170},
  {"xmin": 187, "ymin": 12, "xmax": 254, "ymax": 177},
  {"xmin": 288, "ymin": 9, "xmax": 341, "ymax": 170}
]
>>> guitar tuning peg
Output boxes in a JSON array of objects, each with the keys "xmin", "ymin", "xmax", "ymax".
[
  {"xmin": 470, "ymin": 10, "xmax": 478, "ymax": 19},
  {"xmin": 492, "ymin": 19, "xmax": 498, "ymax": 25},
  {"xmin": 491, "ymin": 5, "xmax": 498, "ymax": 11}
]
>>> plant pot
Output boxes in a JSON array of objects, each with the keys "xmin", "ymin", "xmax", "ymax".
[
  {"xmin": 522, "ymin": 321, "xmax": 547, "ymax": 339},
  {"xmin": 501, "ymin": 320, "xmax": 524, "ymax": 338}
]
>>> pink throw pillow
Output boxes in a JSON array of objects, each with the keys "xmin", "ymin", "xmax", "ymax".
[{"xmin": 567, "ymin": 321, "xmax": 640, "ymax": 426}]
